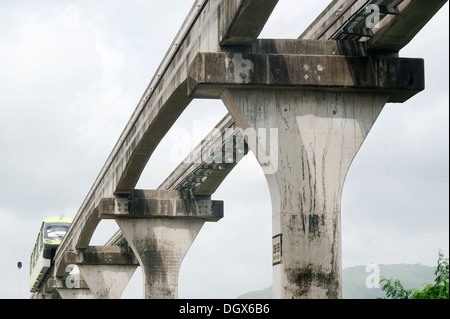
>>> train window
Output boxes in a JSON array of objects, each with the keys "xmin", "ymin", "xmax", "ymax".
[{"xmin": 44, "ymin": 224, "xmax": 70, "ymax": 241}]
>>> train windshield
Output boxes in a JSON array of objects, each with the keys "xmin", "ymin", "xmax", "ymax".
[{"xmin": 44, "ymin": 223, "xmax": 70, "ymax": 241}]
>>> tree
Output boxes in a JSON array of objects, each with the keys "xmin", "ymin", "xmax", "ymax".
[{"xmin": 380, "ymin": 251, "xmax": 449, "ymax": 299}]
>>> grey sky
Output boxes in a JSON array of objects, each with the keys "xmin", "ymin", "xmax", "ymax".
[{"xmin": 0, "ymin": 1, "xmax": 448, "ymax": 299}]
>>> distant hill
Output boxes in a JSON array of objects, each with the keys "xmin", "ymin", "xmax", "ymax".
[
  {"xmin": 237, "ymin": 263, "xmax": 435, "ymax": 299},
  {"xmin": 342, "ymin": 263, "xmax": 435, "ymax": 299},
  {"xmin": 237, "ymin": 286, "xmax": 273, "ymax": 299}
]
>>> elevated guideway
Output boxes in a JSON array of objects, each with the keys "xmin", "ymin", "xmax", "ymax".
[
  {"xmin": 52, "ymin": 0, "xmax": 277, "ymax": 279},
  {"xmin": 30, "ymin": 0, "xmax": 447, "ymax": 299},
  {"xmin": 106, "ymin": 114, "xmax": 248, "ymax": 247},
  {"xmin": 300, "ymin": 0, "xmax": 448, "ymax": 53}
]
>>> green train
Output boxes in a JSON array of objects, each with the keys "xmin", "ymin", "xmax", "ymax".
[{"xmin": 30, "ymin": 217, "xmax": 73, "ymax": 292}]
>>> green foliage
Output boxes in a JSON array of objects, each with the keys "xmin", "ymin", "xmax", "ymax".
[
  {"xmin": 237, "ymin": 257, "xmax": 446, "ymax": 299},
  {"xmin": 342, "ymin": 263, "xmax": 435, "ymax": 299},
  {"xmin": 380, "ymin": 278, "xmax": 414, "ymax": 299},
  {"xmin": 380, "ymin": 251, "xmax": 449, "ymax": 299}
]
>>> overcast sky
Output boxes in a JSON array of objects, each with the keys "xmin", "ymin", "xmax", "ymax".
[{"xmin": 0, "ymin": 1, "xmax": 448, "ymax": 299}]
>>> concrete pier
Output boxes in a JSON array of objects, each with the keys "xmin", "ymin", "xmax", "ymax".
[
  {"xmin": 98, "ymin": 190, "xmax": 223, "ymax": 298},
  {"xmin": 221, "ymin": 89, "xmax": 388, "ymax": 298},
  {"xmin": 64, "ymin": 246, "xmax": 138, "ymax": 299},
  {"xmin": 188, "ymin": 39, "xmax": 424, "ymax": 298},
  {"xmin": 47, "ymin": 274, "xmax": 93, "ymax": 299},
  {"xmin": 117, "ymin": 218, "xmax": 204, "ymax": 298},
  {"xmin": 57, "ymin": 287, "xmax": 94, "ymax": 300},
  {"xmin": 78, "ymin": 264, "xmax": 137, "ymax": 299}
]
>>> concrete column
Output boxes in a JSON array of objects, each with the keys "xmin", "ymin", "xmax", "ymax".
[
  {"xmin": 78, "ymin": 265, "xmax": 137, "ymax": 299},
  {"xmin": 221, "ymin": 89, "xmax": 388, "ymax": 299},
  {"xmin": 57, "ymin": 288, "xmax": 94, "ymax": 299},
  {"xmin": 116, "ymin": 218, "xmax": 204, "ymax": 299},
  {"xmin": 98, "ymin": 189, "xmax": 224, "ymax": 299}
]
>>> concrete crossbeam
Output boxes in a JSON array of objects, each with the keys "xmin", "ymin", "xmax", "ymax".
[
  {"xmin": 64, "ymin": 246, "xmax": 138, "ymax": 266},
  {"xmin": 188, "ymin": 50, "xmax": 425, "ymax": 103},
  {"xmin": 97, "ymin": 190, "xmax": 224, "ymax": 221},
  {"xmin": 47, "ymin": 275, "xmax": 89, "ymax": 290}
]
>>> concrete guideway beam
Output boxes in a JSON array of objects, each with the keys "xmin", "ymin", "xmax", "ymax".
[
  {"xmin": 299, "ymin": 0, "xmax": 448, "ymax": 53},
  {"xmin": 97, "ymin": 190, "xmax": 224, "ymax": 299},
  {"xmin": 367, "ymin": 0, "xmax": 449, "ymax": 52},
  {"xmin": 221, "ymin": 89, "xmax": 389, "ymax": 298},
  {"xmin": 219, "ymin": 0, "xmax": 279, "ymax": 46},
  {"xmin": 300, "ymin": 0, "xmax": 366, "ymax": 40},
  {"xmin": 159, "ymin": 113, "xmax": 245, "ymax": 197}
]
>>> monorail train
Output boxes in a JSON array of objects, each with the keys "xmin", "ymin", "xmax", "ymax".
[{"xmin": 30, "ymin": 217, "xmax": 73, "ymax": 292}]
